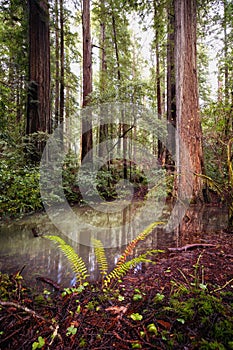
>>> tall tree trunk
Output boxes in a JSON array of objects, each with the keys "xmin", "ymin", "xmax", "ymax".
[
  {"xmin": 59, "ymin": 0, "xmax": 64, "ymax": 126},
  {"xmin": 27, "ymin": 0, "xmax": 51, "ymax": 135},
  {"xmin": 111, "ymin": 8, "xmax": 128, "ymax": 179},
  {"xmin": 166, "ymin": 0, "xmax": 176, "ymax": 171},
  {"xmin": 227, "ymin": 138, "xmax": 233, "ymax": 229},
  {"xmin": 99, "ymin": 0, "xmax": 108, "ymax": 159},
  {"xmin": 54, "ymin": 0, "xmax": 60, "ymax": 129},
  {"xmin": 99, "ymin": 0, "xmax": 107, "ymax": 91},
  {"xmin": 174, "ymin": 0, "xmax": 204, "ymax": 201},
  {"xmin": 81, "ymin": 0, "xmax": 93, "ymax": 161},
  {"xmin": 223, "ymin": 0, "xmax": 230, "ymax": 136},
  {"xmin": 153, "ymin": 0, "xmax": 163, "ymax": 163},
  {"xmin": 156, "ymin": 32, "xmax": 163, "ymax": 162},
  {"xmin": 111, "ymin": 12, "xmax": 121, "ymax": 82}
]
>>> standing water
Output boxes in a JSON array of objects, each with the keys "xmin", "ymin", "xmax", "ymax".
[{"xmin": 0, "ymin": 204, "xmax": 227, "ymax": 289}]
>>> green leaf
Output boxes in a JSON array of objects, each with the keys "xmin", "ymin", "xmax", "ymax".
[
  {"xmin": 133, "ymin": 293, "xmax": 143, "ymax": 301},
  {"xmin": 32, "ymin": 336, "xmax": 45, "ymax": 349},
  {"xmin": 130, "ymin": 313, "xmax": 143, "ymax": 321},
  {"xmin": 199, "ymin": 283, "xmax": 207, "ymax": 290},
  {"xmin": 132, "ymin": 342, "xmax": 142, "ymax": 348},
  {"xmin": 147, "ymin": 323, "xmax": 158, "ymax": 334},
  {"xmin": 177, "ymin": 318, "xmax": 185, "ymax": 324},
  {"xmin": 66, "ymin": 326, "xmax": 77, "ymax": 336},
  {"xmin": 153, "ymin": 293, "xmax": 165, "ymax": 303}
]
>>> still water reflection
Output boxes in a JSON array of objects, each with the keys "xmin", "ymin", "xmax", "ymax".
[{"xmin": 0, "ymin": 204, "xmax": 227, "ymax": 289}]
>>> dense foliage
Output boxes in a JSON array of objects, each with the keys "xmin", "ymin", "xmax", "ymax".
[{"xmin": 0, "ymin": 0, "xmax": 232, "ymax": 220}]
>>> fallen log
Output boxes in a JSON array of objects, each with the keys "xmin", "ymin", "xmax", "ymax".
[
  {"xmin": 167, "ymin": 243, "xmax": 216, "ymax": 252},
  {"xmin": 36, "ymin": 276, "xmax": 61, "ymax": 291}
]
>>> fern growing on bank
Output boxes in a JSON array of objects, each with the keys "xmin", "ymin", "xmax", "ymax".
[
  {"xmin": 44, "ymin": 235, "xmax": 89, "ymax": 285},
  {"xmin": 116, "ymin": 221, "xmax": 164, "ymax": 267},
  {"xmin": 104, "ymin": 249, "xmax": 164, "ymax": 288},
  {"xmin": 91, "ymin": 238, "xmax": 108, "ymax": 278},
  {"xmin": 44, "ymin": 221, "xmax": 164, "ymax": 288},
  {"xmin": 103, "ymin": 221, "xmax": 164, "ymax": 287}
]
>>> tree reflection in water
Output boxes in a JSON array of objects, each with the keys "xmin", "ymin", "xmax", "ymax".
[{"xmin": 0, "ymin": 204, "xmax": 227, "ymax": 289}]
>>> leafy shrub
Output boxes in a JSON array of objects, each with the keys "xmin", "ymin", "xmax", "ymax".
[{"xmin": 0, "ymin": 161, "xmax": 42, "ymax": 216}]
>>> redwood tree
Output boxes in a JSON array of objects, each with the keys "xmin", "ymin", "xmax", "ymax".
[
  {"xmin": 166, "ymin": 0, "xmax": 176, "ymax": 170},
  {"xmin": 27, "ymin": 0, "xmax": 51, "ymax": 135},
  {"xmin": 174, "ymin": 0, "xmax": 204, "ymax": 201},
  {"xmin": 81, "ymin": 0, "xmax": 93, "ymax": 161},
  {"xmin": 98, "ymin": 0, "xmax": 109, "ymax": 160}
]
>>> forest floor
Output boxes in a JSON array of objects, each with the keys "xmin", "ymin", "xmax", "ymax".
[{"xmin": 0, "ymin": 231, "xmax": 233, "ymax": 350}]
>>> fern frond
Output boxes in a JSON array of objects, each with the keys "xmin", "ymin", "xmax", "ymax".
[
  {"xmin": 116, "ymin": 221, "xmax": 164, "ymax": 267},
  {"xmin": 44, "ymin": 235, "xmax": 89, "ymax": 284},
  {"xmin": 104, "ymin": 249, "xmax": 164, "ymax": 287},
  {"xmin": 91, "ymin": 238, "xmax": 108, "ymax": 277}
]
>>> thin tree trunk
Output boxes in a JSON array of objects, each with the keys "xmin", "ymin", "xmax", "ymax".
[
  {"xmin": 155, "ymin": 31, "xmax": 163, "ymax": 162},
  {"xmin": 166, "ymin": 0, "xmax": 176, "ymax": 171},
  {"xmin": 111, "ymin": 8, "xmax": 128, "ymax": 178},
  {"xmin": 59, "ymin": 0, "xmax": 64, "ymax": 125},
  {"xmin": 223, "ymin": 0, "xmax": 230, "ymax": 136},
  {"xmin": 54, "ymin": 0, "xmax": 60, "ymax": 129},
  {"xmin": 112, "ymin": 13, "xmax": 121, "ymax": 82},
  {"xmin": 99, "ymin": 0, "xmax": 108, "ymax": 159},
  {"xmin": 227, "ymin": 138, "xmax": 233, "ymax": 229}
]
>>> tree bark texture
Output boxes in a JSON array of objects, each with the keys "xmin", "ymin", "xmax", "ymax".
[
  {"xmin": 175, "ymin": 0, "xmax": 204, "ymax": 201},
  {"xmin": 27, "ymin": 0, "xmax": 51, "ymax": 134},
  {"xmin": 166, "ymin": 0, "xmax": 176, "ymax": 170},
  {"xmin": 59, "ymin": 0, "xmax": 64, "ymax": 126},
  {"xmin": 99, "ymin": 0, "xmax": 109, "ymax": 159},
  {"xmin": 81, "ymin": 0, "xmax": 93, "ymax": 161},
  {"xmin": 54, "ymin": 0, "xmax": 59, "ymax": 129}
]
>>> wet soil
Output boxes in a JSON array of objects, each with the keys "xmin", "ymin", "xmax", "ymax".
[{"xmin": 0, "ymin": 231, "xmax": 232, "ymax": 350}]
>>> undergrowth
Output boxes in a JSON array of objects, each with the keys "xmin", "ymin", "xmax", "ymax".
[
  {"xmin": 44, "ymin": 221, "xmax": 164, "ymax": 288},
  {"xmin": 0, "ymin": 257, "xmax": 232, "ymax": 349}
]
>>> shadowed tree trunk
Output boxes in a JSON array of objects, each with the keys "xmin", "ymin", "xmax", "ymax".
[
  {"xmin": 153, "ymin": 0, "xmax": 163, "ymax": 163},
  {"xmin": 59, "ymin": 0, "xmax": 64, "ymax": 126},
  {"xmin": 98, "ymin": 0, "xmax": 108, "ymax": 160},
  {"xmin": 111, "ymin": 7, "xmax": 128, "ymax": 179},
  {"xmin": 54, "ymin": 0, "xmax": 59, "ymax": 129},
  {"xmin": 166, "ymin": 0, "xmax": 176, "ymax": 172},
  {"xmin": 227, "ymin": 138, "xmax": 233, "ymax": 229},
  {"xmin": 156, "ymin": 30, "xmax": 163, "ymax": 163},
  {"xmin": 81, "ymin": 0, "xmax": 93, "ymax": 161},
  {"xmin": 27, "ymin": 0, "xmax": 51, "ymax": 135}
]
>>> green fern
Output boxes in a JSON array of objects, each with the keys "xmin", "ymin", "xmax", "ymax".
[
  {"xmin": 116, "ymin": 221, "xmax": 164, "ymax": 267},
  {"xmin": 91, "ymin": 238, "xmax": 108, "ymax": 277},
  {"xmin": 44, "ymin": 235, "xmax": 89, "ymax": 285},
  {"xmin": 103, "ymin": 221, "xmax": 164, "ymax": 287},
  {"xmin": 104, "ymin": 249, "xmax": 164, "ymax": 287},
  {"xmin": 44, "ymin": 221, "xmax": 164, "ymax": 289}
]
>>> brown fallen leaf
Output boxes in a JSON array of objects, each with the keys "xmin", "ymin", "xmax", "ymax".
[
  {"xmin": 157, "ymin": 319, "xmax": 171, "ymax": 330},
  {"xmin": 105, "ymin": 306, "xmax": 128, "ymax": 314}
]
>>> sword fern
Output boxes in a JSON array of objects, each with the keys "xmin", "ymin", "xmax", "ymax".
[
  {"xmin": 91, "ymin": 238, "xmax": 108, "ymax": 277},
  {"xmin": 104, "ymin": 249, "xmax": 163, "ymax": 288},
  {"xmin": 44, "ymin": 235, "xmax": 89, "ymax": 285},
  {"xmin": 44, "ymin": 221, "xmax": 164, "ymax": 288}
]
